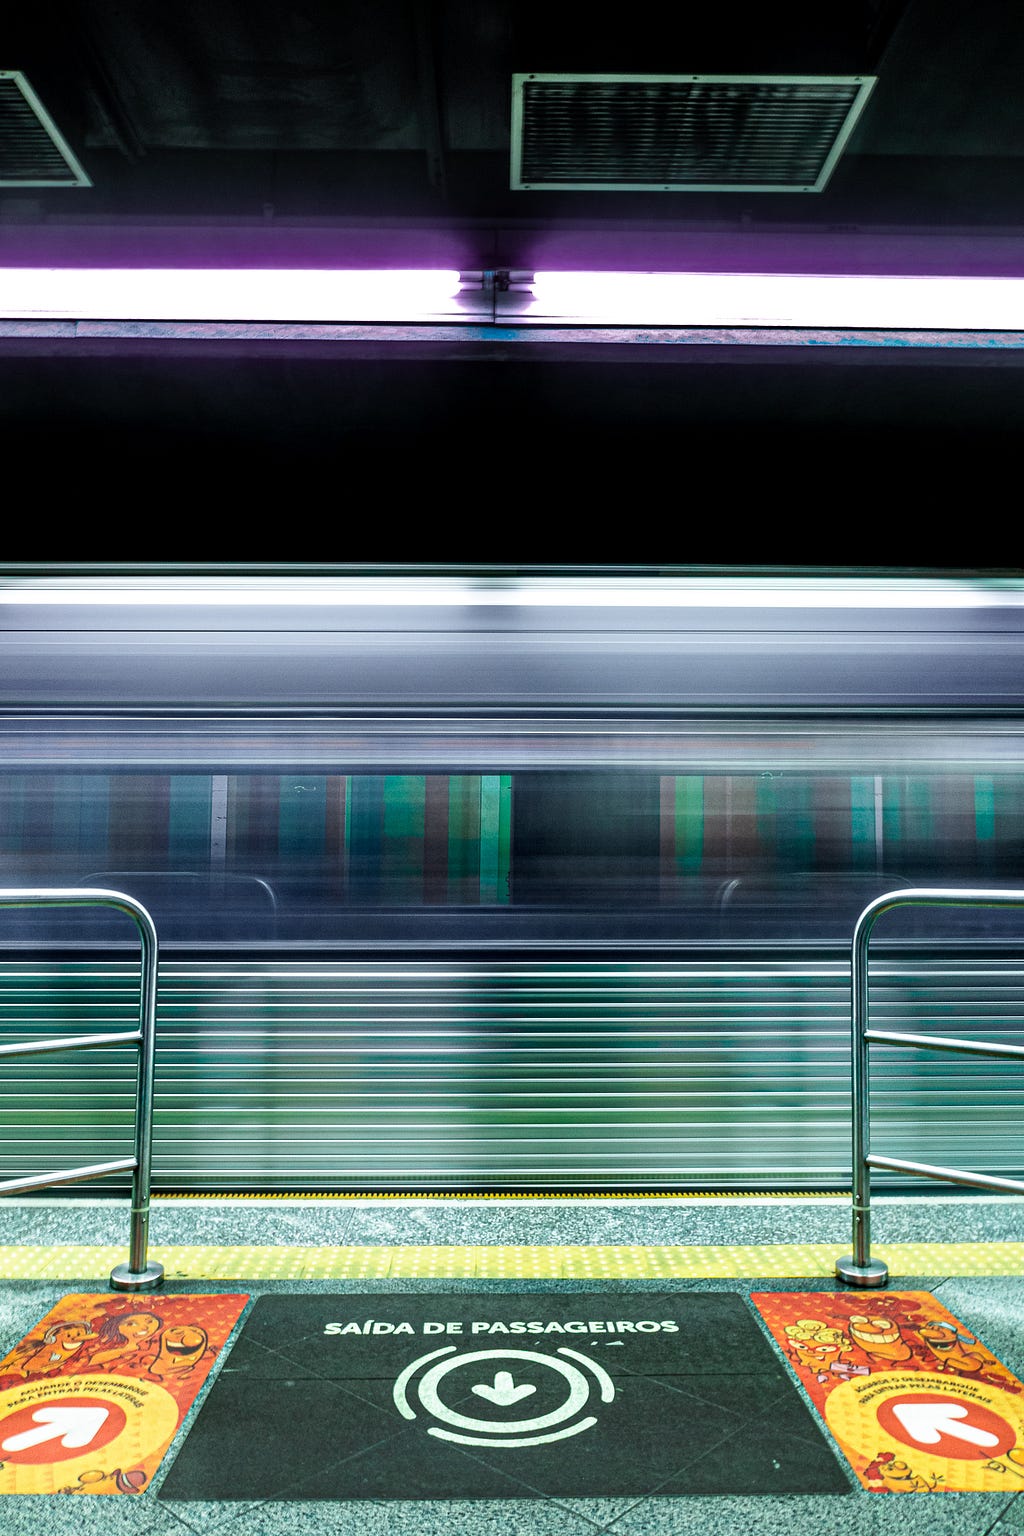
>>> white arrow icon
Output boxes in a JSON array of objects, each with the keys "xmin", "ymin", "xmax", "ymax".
[
  {"xmin": 472, "ymin": 1371, "xmax": 537, "ymax": 1407},
  {"xmin": 891, "ymin": 1401, "xmax": 1001, "ymax": 1448},
  {"xmin": 1, "ymin": 1405, "xmax": 110, "ymax": 1453}
]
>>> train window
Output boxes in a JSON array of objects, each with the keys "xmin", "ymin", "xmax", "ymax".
[
  {"xmin": 0, "ymin": 767, "xmax": 1021, "ymax": 948},
  {"xmin": 226, "ymin": 773, "xmax": 512, "ymax": 909},
  {"xmin": 0, "ymin": 772, "xmax": 512, "ymax": 945},
  {"xmin": 657, "ymin": 772, "xmax": 1017, "ymax": 884},
  {"xmin": 512, "ymin": 772, "xmax": 661, "ymax": 906}
]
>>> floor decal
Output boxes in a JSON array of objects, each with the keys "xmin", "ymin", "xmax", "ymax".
[
  {"xmin": 752, "ymin": 1291, "xmax": 1024, "ymax": 1493},
  {"xmin": 0, "ymin": 1292, "xmax": 248, "ymax": 1495},
  {"xmin": 157, "ymin": 1291, "xmax": 852, "ymax": 1501}
]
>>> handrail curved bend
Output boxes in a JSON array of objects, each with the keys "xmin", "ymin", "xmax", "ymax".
[
  {"xmin": 837, "ymin": 887, "xmax": 1024, "ymax": 1288},
  {"xmin": 0, "ymin": 888, "xmax": 163, "ymax": 1292}
]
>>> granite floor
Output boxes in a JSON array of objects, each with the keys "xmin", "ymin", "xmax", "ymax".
[{"xmin": 0, "ymin": 1191, "xmax": 1020, "ymax": 1536}]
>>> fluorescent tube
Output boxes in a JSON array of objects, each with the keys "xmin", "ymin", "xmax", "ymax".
[
  {"xmin": 1, "ymin": 577, "xmax": 1022, "ymax": 608},
  {"xmin": 522, "ymin": 271, "xmax": 1024, "ymax": 329},
  {"xmin": 0, "ymin": 268, "xmax": 467, "ymax": 322}
]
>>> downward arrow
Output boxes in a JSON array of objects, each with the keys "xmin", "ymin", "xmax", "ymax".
[
  {"xmin": 891, "ymin": 1401, "xmax": 1001, "ymax": 1448},
  {"xmin": 2, "ymin": 1405, "xmax": 110, "ymax": 1453},
  {"xmin": 472, "ymin": 1371, "xmax": 537, "ymax": 1406}
]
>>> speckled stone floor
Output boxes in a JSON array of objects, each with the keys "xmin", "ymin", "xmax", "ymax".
[{"xmin": 0, "ymin": 1192, "xmax": 1020, "ymax": 1536}]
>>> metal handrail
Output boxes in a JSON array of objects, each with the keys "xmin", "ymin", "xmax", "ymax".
[
  {"xmin": 836, "ymin": 887, "xmax": 1024, "ymax": 1288},
  {"xmin": 0, "ymin": 888, "xmax": 164, "ymax": 1292}
]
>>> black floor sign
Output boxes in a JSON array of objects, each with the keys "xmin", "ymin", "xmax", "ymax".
[{"xmin": 157, "ymin": 1292, "xmax": 852, "ymax": 1501}]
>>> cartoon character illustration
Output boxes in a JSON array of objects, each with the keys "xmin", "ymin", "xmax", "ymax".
[
  {"xmin": 89, "ymin": 1310, "xmax": 162, "ymax": 1369},
  {"xmin": 784, "ymin": 1319, "xmax": 856, "ymax": 1381},
  {"xmin": 57, "ymin": 1466, "xmax": 147, "ymax": 1495},
  {"xmin": 918, "ymin": 1322, "xmax": 1019, "ymax": 1385},
  {"xmin": 847, "ymin": 1315, "xmax": 914, "ymax": 1363},
  {"xmin": 145, "ymin": 1323, "xmax": 209, "ymax": 1381},
  {"xmin": 825, "ymin": 1357, "xmax": 870, "ymax": 1383},
  {"xmin": 865, "ymin": 1450, "xmax": 943, "ymax": 1493},
  {"xmin": 5, "ymin": 1319, "xmax": 96, "ymax": 1378},
  {"xmin": 985, "ymin": 1445, "xmax": 1024, "ymax": 1479}
]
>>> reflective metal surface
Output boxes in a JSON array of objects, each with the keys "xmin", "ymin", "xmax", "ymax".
[
  {"xmin": 0, "ymin": 889, "xmax": 163, "ymax": 1288},
  {"xmin": 1, "ymin": 955, "xmax": 1023, "ymax": 1193},
  {"xmin": 1, "ymin": 573, "xmax": 1023, "ymax": 1200},
  {"xmin": 838, "ymin": 888, "xmax": 1024, "ymax": 1288}
]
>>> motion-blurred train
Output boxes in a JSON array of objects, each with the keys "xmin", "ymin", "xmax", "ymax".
[{"xmin": 1, "ymin": 567, "xmax": 1023, "ymax": 1195}]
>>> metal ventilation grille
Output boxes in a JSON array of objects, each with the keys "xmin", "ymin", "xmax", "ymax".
[
  {"xmin": 0, "ymin": 71, "xmax": 91, "ymax": 186},
  {"xmin": 511, "ymin": 73, "xmax": 876, "ymax": 192}
]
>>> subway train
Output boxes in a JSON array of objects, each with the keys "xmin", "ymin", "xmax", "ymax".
[{"xmin": 1, "ymin": 567, "xmax": 1023, "ymax": 1195}]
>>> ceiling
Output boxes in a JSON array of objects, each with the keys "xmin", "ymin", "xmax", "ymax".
[
  {"xmin": 6, "ymin": 0, "xmax": 1024, "ymax": 227},
  {"xmin": 2, "ymin": 0, "xmax": 1023, "ymax": 565}
]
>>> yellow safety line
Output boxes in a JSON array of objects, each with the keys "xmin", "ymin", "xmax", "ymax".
[
  {"xmin": 152, "ymin": 1190, "xmax": 847, "ymax": 1201},
  {"xmin": 0, "ymin": 1242, "xmax": 1021, "ymax": 1282}
]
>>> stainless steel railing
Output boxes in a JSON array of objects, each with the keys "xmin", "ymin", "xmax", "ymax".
[
  {"xmin": 0, "ymin": 889, "xmax": 163, "ymax": 1292},
  {"xmin": 836, "ymin": 887, "xmax": 1024, "ymax": 1288}
]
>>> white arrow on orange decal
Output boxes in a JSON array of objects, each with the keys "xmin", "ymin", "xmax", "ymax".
[
  {"xmin": 891, "ymin": 1401, "xmax": 1001, "ymax": 1449},
  {"xmin": 1, "ymin": 1405, "xmax": 110, "ymax": 1453}
]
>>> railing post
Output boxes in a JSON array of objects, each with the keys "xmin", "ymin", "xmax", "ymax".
[
  {"xmin": 836, "ymin": 886, "xmax": 1024, "ymax": 1289},
  {"xmin": 108, "ymin": 897, "xmax": 164, "ymax": 1291},
  {"xmin": 0, "ymin": 889, "xmax": 164, "ymax": 1292},
  {"xmin": 836, "ymin": 898, "xmax": 888, "ymax": 1286}
]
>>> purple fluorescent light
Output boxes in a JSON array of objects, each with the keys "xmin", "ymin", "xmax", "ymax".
[
  {"xmin": 0, "ymin": 268, "xmax": 466, "ymax": 322},
  {"xmin": 524, "ymin": 271, "xmax": 1024, "ymax": 329},
  {"xmin": 5, "ymin": 262, "xmax": 1024, "ymax": 330}
]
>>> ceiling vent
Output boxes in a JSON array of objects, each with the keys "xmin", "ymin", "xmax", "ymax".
[
  {"xmin": 511, "ymin": 73, "xmax": 876, "ymax": 192},
  {"xmin": 0, "ymin": 71, "xmax": 91, "ymax": 187}
]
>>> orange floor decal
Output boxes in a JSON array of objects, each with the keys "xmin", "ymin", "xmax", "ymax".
[
  {"xmin": 752, "ymin": 1291, "xmax": 1024, "ymax": 1493},
  {"xmin": 0, "ymin": 1292, "xmax": 248, "ymax": 1495}
]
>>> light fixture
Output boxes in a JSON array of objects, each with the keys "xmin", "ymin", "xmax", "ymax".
[
  {"xmin": 0, "ymin": 268, "xmax": 471, "ymax": 322},
  {"xmin": 1, "ymin": 576, "xmax": 1022, "ymax": 609},
  {"xmin": 2, "ymin": 264, "xmax": 1023, "ymax": 333},
  {"xmin": 516, "ymin": 271, "xmax": 1024, "ymax": 330}
]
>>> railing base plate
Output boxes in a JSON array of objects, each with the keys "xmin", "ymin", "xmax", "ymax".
[
  {"xmin": 110, "ymin": 1259, "xmax": 165, "ymax": 1292},
  {"xmin": 835, "ymin": 1254, "xmax": 888, "ymax": 1287}
]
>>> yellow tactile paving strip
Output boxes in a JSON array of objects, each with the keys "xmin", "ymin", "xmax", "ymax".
[
  {"xmin": 0, "ymin": 1242, "xmax": 1021, "ymax": 1281},
  {"xmin": 153, "ymin": 1190, "xmax": 846, "ymax": 1200}
]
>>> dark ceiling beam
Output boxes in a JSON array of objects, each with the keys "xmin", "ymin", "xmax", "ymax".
[
  {"xmin": 411, "ymin": 0, "xmax": 448, "ymax": 199},
  {"xmin": 63, "ymin": 8, "xmax": 147, "ymax": 162},
  {"xmin": 863, "ymin": 0, "xmax": 916, "ymax": 69}
]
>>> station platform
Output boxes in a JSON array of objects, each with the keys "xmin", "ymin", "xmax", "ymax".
[{"xmin": 0, "ymin": 1190, "xmax": 1021, "ymax": 1536}]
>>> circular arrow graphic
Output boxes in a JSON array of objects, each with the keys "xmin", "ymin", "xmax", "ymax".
[
  {"xmin": 393, "ymin": 1345, "xmax": 614, "ymax": 1447},
  {"xmin": 878, "ymin": 1393, "xmax": 1016, "ymax": 1460},
  {"xmin": 0, "ymin": 1374, "xmax": 180, "ymax": 1493},
  {"xmin": 824, "ymin": 1371, "xmax": 1024, "ymax": 1490},
  {"xmin": 0, "ymin": 1398, "xmax": 125, "ymax": 1464}
]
